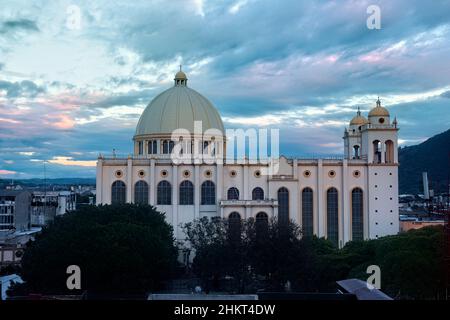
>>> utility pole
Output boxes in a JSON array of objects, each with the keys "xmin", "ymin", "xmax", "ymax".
[
  {"xmin": 446, "ymin": 152, "xmax": 450, "ymax": 299},
  {"xmin": 44, "ymin": 160, "xmax": 47, "ymax": 224}
]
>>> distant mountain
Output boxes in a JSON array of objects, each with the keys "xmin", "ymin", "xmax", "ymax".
[
  {"xmin": 0, "ymin": 177, "xmax": 95, "ymax": 189},
  {"xmin": 399, "ymin": 129, "xmax": 450, "ymax": 194},
  {"xmin": 2, "ymin": 132, "xmax": 449, "ymax": 195}
]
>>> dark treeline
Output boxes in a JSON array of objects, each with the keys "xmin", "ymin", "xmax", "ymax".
[
  {"xmin": 182, "ymin": 217, "xmax": 446, "ymax": 299},
  {"xmin": 5, "ymin": 204, "xmax": 446, "ymax": 300}
]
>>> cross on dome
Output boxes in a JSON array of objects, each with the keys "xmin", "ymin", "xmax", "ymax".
[{"xmin": 376, "ymin": 96, "xmax": 381, "ymax": 107}]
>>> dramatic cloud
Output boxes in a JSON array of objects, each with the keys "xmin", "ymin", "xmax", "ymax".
[
  {"xmin": 0, "ymin": 18, "xmax": 39, "ymax": 33},
  {"xmin": 48, "ymin": 156, "xmax": 97, "ymax": 167},
  {"xmin": 0, "ymin": 0, "xmax": 450, "ymax": 178},
  {"xmin": 0, "ymin": 80, "xmax": 45, "ymax": 98}
]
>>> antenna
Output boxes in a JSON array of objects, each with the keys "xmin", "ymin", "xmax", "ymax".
[
  {"xmin": 446, "ymin": 152, "xmax": 450, "ymax": 298},
  {"xmin": 423, "ymin": 172, "xmax": 430, "ymax": 200}
]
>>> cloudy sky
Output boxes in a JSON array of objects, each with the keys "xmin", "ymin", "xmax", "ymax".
[{"xmin": 1, "ymin": 0, "xmax": 450, "ymax": 179}]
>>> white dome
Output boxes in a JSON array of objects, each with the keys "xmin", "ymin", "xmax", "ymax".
[{"xmin": 135, "ymin": 72, "xmax": 224, "ymax": 137}]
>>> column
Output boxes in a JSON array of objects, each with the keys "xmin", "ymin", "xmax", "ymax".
[
  {"xmin": 243, "ymin": 162, "xmax": 249, "ymax": 200},
  {"xmin": 126, "ymin": 156, "xmax": 133, "ymax": 203},
  {"xmin": 381, "ymin": 142, "xmax": 385, "ymax": 163},
  {"xmin": 216, "ymin": 163, "xmax": 223, "ymax": 202},
  {"xmin": 342, "ymin": 159, "xmax": 349, "ymax": 246},
  {"xmin": 245, "ymin": 206, "xmax": 251, "ymax": 219},
  {"xmin": 293, "ymin": 159, "xmax": 298, "ymax": 179},
  {"xmin": 274, "ymin": 204, "xmax": 278, "ymax": 219},
  {"xmin": 365, "ymin": 167, "xmax": 370, "ymax": 240},
  {"xmin": 293, "ymin": 159, "xmax": 299, "ymax": 223},
  {"xmin": 172, "ymin": 165, "xmax": 178, "ymax": 239},
  {"xmin": 150, "ymin": 158, "xmax": 155, "ymax": 205},
  {"xmin": 317, "ymin": 159, "xmax": 324, "ymax": 237},
  {"xmin": 194, "ymin": 165, "xmax": 200, "ymax": 218},
  {"xmin": 216, "ymin": 162, "xmax": 223, "ymax": 204},
  {"xmin": 95, "ymin": 157, "xmax": 103, "ymax": 205}
]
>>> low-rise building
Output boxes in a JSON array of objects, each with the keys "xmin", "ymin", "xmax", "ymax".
[
  {"xmin": 0, "ymin": 190, "xmax": 32, "ymax": 234},
  {"xmin": 31, "ymin": 191, "xmax": 76, "ymax": 226},
  {"xmin": 400, "ymin": 219, "xmax": 444, "ymax": 232}
]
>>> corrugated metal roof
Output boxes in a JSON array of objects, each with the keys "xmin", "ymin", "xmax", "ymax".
[{"xmin": 337, "ymin": 279, "xmax": 393, "ymax": 300}]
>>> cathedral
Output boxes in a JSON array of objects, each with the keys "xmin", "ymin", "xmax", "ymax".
[{"xmin": 96, "ymin": 69, "xmax": 399, "ymax": 248}]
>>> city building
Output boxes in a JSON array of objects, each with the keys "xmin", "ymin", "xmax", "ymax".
[
  {"xmin": 96, "ymin": 70, "xmax": 400, "ymax": 247},
  {"xmin": 400, "ymin": 219, "xmax": 445, "ymax": 232},
  {"xmin": 0, "ymin": 190, "xmax": 31, "ymax": 234},
  {"xmin": 31, "ymin": 191, "xmax": 76, "ymax": 227}
]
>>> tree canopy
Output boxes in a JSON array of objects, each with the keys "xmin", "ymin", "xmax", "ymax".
[
  {"xmin": 14, "ymin": 204, "xmax": 178, "ymax": 295},
  {"xmin": 183, "ymin": 217, "xmax": 446, "ymax": 299}
]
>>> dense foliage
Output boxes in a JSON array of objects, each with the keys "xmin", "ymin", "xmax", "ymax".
[
  {"xmin": 12, "ymin": 204, "xmax": 178, "ymax": 295},
  {"xmin": 9, "ymin": 206, "xmax": 446, "ymax": 299},
  {"xmin": 183, "ymin": 217, "xmax": 447, "ymax": 299},
  {"xmin": 343, "ymin": 226, "xmax": 446, "ymax": 299}
]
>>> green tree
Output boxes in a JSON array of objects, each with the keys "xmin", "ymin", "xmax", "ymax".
[
  {"xmin": 12, "ymin": 204, "xmax": 178, "ymax": 295},
  {"xmin": 184, "ymin": 218, "xmax": 446, "ymax": 299},
  {"xmin": 346, "ymin": 226, "xmax": 446, "ymax": 299},
  {"xmin": 182, "ymin": 217, "xmax": 315, "ymax": 293},
  {"xmin": 182, "ymin": 217, "xmax": 252, "ymax": 293}
]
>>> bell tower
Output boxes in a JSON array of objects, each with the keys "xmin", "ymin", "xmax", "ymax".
[
  {"xmin": 360, "ymin": 98, "xmax": 400, "ymax": 239},
  {"xmin": 361, "ymin": 98, "xmax": 399, "ymax": 164},
  {"xmin": 344, "ymin": 107, "xmax": 368, "ymax": 160}
]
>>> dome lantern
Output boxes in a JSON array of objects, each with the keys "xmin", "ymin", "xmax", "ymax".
[
  {"xmin": 174, "ymin": 65, "xmax": 188, "ymax": 86},
  {"xmin": 368, "ymin": 97, "xmax": 390, "ymax": 117},
  {"xmin": 350, "ymin": 106, "xmax": 369, "ymax": 126}
]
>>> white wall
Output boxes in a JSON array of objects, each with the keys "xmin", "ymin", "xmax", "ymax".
[{"xmin": 96, "ymin": 155, "xmax": 398, "ymax": 245}]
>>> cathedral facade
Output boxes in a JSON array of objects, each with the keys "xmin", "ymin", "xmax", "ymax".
[{"xmin": 96, "ymin": 70, "xmax": 399, "ymax": 247}]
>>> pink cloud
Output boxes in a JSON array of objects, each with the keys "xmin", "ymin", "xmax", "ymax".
[
  {"xmin": 48, "ymin": 156, "xmax": 96, "ymax": 167},
  {"xmin": 48, "ymin": 114, "xmax": 76, "ymax": 130},
  {"xmin": 0, "ymin": 169, "xmax": 17, "ymax": 175},
  {"xmin": 0, "ymin": 117, "xmax": 21, "ymax": 124},
  {"xmin": 359, "ymin": 53, "xmax": 383, "ymax": 63}
]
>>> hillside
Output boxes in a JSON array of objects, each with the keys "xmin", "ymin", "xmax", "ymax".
[
  {"xmin": 399, "ymin": 129, "xmax": 450, "ymax": 194},
  {"xmin": 0, "ymin": 178, "xmax": 95, "ymax": 189}
]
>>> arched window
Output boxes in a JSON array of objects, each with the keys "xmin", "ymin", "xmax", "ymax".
[
  {"xmin": 255, "ymin": 212, "xmax": 269, "ymax": 236},
  {"xmin": 161, "ymin": 140, "xmax": 174, "ymax": 154},
  {"xmin": 138, "ymin": 141, "xmax": 143, "ymax": 155},
  {"xmin": 134, "ymin": 181, "xmax": 149, "ymax": 204},
  {"xmin": 227, "ymin": 187, "xmax": 240, "ymax": 200},
  {"xmin": 157, "ymin": 180, "xmax": 171, "ymax": 205},
  {"xmin": 353, "ymin": 145, "xmax": 360, "ymax": 159},
  {"xmin": 179, "ymin": 180, "xmax": 194, "ymax": 205},
  {"xmin": 201, "ymin": 181, "xmax": 216, "ymax": 205},
  {"xmin": 302, "ymin": 188, "xmax": 314, "ymax": 237},
  {"xmin": 352, "ymin": 188, "xmax": 364, "ymax": 241},
  {"xmin": 228, "ymin": 212, "xmax": 241, "ymax": 242},
  {"xmin": 252, "ymin": 187, "xmax": 264, "ymax": 200},
  {"xmin": 148, "ymin": 140, "xmax": 157, "ymax": 154},
  {"xmin": 385, "ymin": 140, "xmax": 394, "ymax": 163},
  {"xmin": 327, "ymin": 188, "xmax": 339, "ymax": 246},
  {"xmin": 373, "ymin": 140, "xmax": 381, "ymax": 163},
  {"xmin": 278, "ymin": 187, "xmax": 289, "ymax": 225},
  {"xmin": 203, "ymin": 141, "xmax": 209, "ymax": 154},
  {"xmin": 111, "ymin": 181, "xmax": 126, "ymax": 204},
  {"xmin": 162, "ymin": 140, "xmax": 169, "ymax": 154}
]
